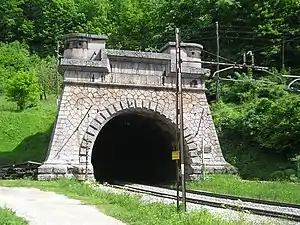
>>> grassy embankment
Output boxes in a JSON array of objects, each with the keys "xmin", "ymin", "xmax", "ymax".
[
  {"xmin": 188, "ymin": 174, "xmax": 300, "ymax": 204},
  {"xmin": 0, "ymin": 208, "xmax": 28, "ymax": 225},
  {"xmin": 0, "ymin": 95, "xmax": 57, "ymax": 165},
  {"xmin": 0, "ymin": 179, "xmax": 269, "ymax": 225},
  {"xmin": 0, "ymin": 93, "xmax": 293, "ymax": 224},
  {"xmin": 1, "ymin": 93, "xmax": 300, "ymax": 205}
]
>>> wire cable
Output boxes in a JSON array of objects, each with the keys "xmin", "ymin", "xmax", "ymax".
[
  {"xmin": 201, "ymin": 48, "xmax": 236, "ymax": 63},
  {"xmin": 252, "ymin": 36, "xmax": 300, "ymax": 53}
]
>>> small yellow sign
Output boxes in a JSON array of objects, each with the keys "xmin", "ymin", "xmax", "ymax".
[{"xmin": 172, "ymin": 151, "xmax": 180, "ymax": 160}]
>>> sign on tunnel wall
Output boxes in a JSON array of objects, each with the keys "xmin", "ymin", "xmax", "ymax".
[{"xmin": 172, "ymin": 151, "xmax": 180, "ymax": 160}]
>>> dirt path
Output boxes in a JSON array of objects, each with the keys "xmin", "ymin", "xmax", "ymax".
[{"xmin": 0, "ymin": 187, "xmax": 126, "ymax": 225}]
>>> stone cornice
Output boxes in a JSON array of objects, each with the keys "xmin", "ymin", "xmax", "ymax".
[{"xmin": 64, "ymin": 80, "xmax": 207, "ymax": 93}]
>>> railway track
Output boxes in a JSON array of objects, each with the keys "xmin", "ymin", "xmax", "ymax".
[
  {"xmin": 105, "ymin": 183, "xmax": 300, "ymax": 223},
  {"xmin": 167, "ymin": 185, "xmax": 300, "ymax": 210}
]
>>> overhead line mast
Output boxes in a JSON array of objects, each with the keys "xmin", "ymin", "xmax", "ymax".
[
  {"xmin": 216, "ymin": 21, "xmax": 220, "ymax": 102},
  {"xmin": 175, "ymin": 27, "xmax": 187, "ymax": 212},
  {"xmin": 174, "ymin": 26, "xmax": 270, "ymax": 212}
]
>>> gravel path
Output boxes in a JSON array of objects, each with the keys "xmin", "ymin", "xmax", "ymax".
[{"xmin": 0, "ymin": 187, "xmax": 126, "ymax": 225}]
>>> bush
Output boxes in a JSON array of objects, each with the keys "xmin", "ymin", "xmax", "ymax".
[
  {"xmin": 270, "ymin": 170, "xmax": 285, "ymax": 181},
  {"xmin": 270, "ymin": 169, "xmax": 296, "ymax": 181},
  {"xmin": 0, "ymin": 41, "xmax": 33, "ymax": 94},
  {"xmin": 6, "ymin": 71, "xmax": 40, "ymax": 110},
  {"xmin": 284, "ymin": 169, "xmax": 296, "ymax": 179},
  {"xmin": 211, "ymin": 74, "xmax": 300, "ymax": 180}
]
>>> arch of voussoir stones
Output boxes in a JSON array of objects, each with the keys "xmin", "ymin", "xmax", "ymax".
[{"xmin": 79, "ymin": 98, "xmax": 199, "ymax": 165}]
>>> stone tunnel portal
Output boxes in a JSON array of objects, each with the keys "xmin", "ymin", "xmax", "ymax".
[{"xmin": 91, "ymin": 110, "xmax": 178, "ymax": 185}]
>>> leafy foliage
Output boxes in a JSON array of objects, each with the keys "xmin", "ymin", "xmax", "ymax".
[
  {"xmin": 0, "ymin": 0, "xmax": 299, "ymax": 70},
  {"xmin": 212, "ymin": 73, "xmax": 300, "ymax": 180},
  {"xmin": 6, "ymin": 71, "xmax": 40, "ymax": 110},
  {"xmin": 35, "ymin": 56, "xmax": 61, "ymax": 100},
  {"xmin": 0, "ymin": 41, "xmax": 61, "ymax": 102},
  {"xmin": 0, "ymin": 42, "xmax": 32, "ymax": 93},
  {"xmin": 0, "ymin": 0, "xmax": 300, "ymax": 181}
]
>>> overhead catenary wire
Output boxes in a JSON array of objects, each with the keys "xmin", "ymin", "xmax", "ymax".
[
  {"xmin": 196, "ymin": 27, "xmax": 300, "ymax": 54},
  {"xmin": 173, "ymin": 25, "xmax": 298, "ymax": 64},
  {"xmin": 201, "ymin": 48, "xmax": 235, "ymax": 63},
  {"xmin": 192, "ymin": 24, "xmax": 300, "ymax": 93},
  {"xmin": 219, "ymin": 77, "xmax": 278, "ymax": 85},
  {"xmin": 252, "ymin": 36, "xmax": 300, "ymax": 53}
]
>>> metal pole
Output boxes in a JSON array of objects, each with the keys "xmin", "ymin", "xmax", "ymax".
[
  {"xmin": 243, "ymin": 52, "xmax": 246, "ymax": 65},
  {"xmin": 175, "ymin": 29, "xmax": 180, "ymax": 213},
  {"xmin": 55, "ymin": 41, "xmax": 60, "ymax": 105},
  {"xmin": 201, "ymin": 138, "xmax": 205, "ymax": 180},
  {"xmin": 175, "ymin": 27, "xmax": 186, "ymax": 212},
  {"xmin": 212, "ymin": 66, "xmax": 235, "ymax": 77},
  {"xmin": 176, "ymin": 151, "xmax": 180, "ymax": 211},
  {"xmin": 282, "ymin": 37, "xmax": 285, "ymax": 70},
  {"xmin": 85, "ymin": 146, "xmax": 89, "ymax": 180},
  {"xmin": 215, "ymin": 21, "xmax": 220, "ymax": 102}
]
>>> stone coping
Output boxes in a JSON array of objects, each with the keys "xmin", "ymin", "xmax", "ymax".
[
  {"xmin": 60, "ymin": 59, "xmax": 108, "ymax": 67},
  {"xmin": 105, "ymin": 49, "xmax": 171, "ymax": 63},
  {"xmin": 63, "ymin": 33, "xmax": 108, "ymax": 42},
  {"xmin": 59, "ymin": 59, "xmax": 109, "ymax": 73},
  {"xmin": 60, "ymin": 53, "xmax": 211, "ymax": 76},
  {"xmin": 64, "ymin": 80, "xmax": 207, "ymax": 92},
  {"xmin": 160, "ymin": 42, "xmax": 203, "ymax": 52},
  {"xmin": 180, "ymin": 66, "xmax": 210, "ymax": 76}
]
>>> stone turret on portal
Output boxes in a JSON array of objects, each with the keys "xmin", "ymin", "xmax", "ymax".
[
  {"xmin": 38, "ymin": 33, "xmax": 234, "ymax": 181},
  {"xmin": 63, "ymin": 33, "xmax": 108, "ymax": 60}
]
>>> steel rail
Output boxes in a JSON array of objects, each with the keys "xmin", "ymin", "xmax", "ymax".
[
  {"xmin": 107, "ymin": 183, "xmax": 300, "ymax": 222},
  {"xmin": 166, "ymin": 186, "xmax": 300, "ymax": 210}
]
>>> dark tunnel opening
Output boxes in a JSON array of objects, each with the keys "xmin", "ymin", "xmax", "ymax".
[{"xmin": 91, "ymin": 111, "xmax": 177, "ymax": 185}]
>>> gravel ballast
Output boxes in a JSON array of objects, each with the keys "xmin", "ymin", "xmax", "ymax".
[{"xmin": 98, "ymin": 184, "xmax": 300, "ymax": 225}]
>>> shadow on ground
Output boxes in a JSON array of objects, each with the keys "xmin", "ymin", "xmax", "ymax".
[{"xmin": 0, "ymin": 124, "xmax": 54, "ymax": 165}]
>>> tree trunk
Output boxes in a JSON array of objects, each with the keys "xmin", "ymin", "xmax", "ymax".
[{"xmin": 43, "ymin": 89, "xmax": 47, "ymax": 100}]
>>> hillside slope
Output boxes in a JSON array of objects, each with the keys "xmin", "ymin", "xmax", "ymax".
[{"xmin": 0, "ymin": 96, "xmax": 57, "ymax": 165}]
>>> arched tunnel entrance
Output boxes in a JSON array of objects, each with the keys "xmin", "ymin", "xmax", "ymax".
[{"xmin": 91, "ymin": 110, "xmax": 178, "ymax": 185}]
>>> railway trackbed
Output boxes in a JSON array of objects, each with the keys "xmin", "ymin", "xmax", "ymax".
[{"xmin": 104, "ymin": 183, "xmax": 300, "ymax": 223}]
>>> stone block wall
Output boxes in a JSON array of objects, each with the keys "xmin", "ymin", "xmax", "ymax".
[
  {"xmin": 38, "ymin": 33, "xmax": 235, "ymax": 181},
  {"xmin": 38, "ymin": 81, "xmax": 231, "ymax": 180}
]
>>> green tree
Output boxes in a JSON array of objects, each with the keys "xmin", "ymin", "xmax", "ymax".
[
  {"xmin": 106, "ymin": 0, "xmax": 161, "ymax": 50},
  {"xmin": 6, "ymin": 71, "xmax": 40, "ymax": 110},
  {"xmin": 0, "ymin": 0, "xmax": 23, "ymax": 42},
  {"xmin": 34, "ymin": 56, "xmax": 61, "ymax": 100},
  {"xmin": 0, "ymin": 41, "xmax": 32, "ymax": 93},
  {"xmin": 211, "ymin": 72, "xmax": 300, "ymax": 179}
]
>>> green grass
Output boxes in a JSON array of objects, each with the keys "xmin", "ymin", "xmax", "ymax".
[
  {"xmin": 0, "ymin": 208, "xmax": 28, "ymax": 225},
  {"xmin": 0, "ymin": 95, "xmax": 57, "ymax": 165},
  {"xmin": 0, "ymin": 179, "xmax": 255, "ymax": 225},
  {"xmin": 188, "ymin": 174, "xmax": 300, "ymax": 204}
]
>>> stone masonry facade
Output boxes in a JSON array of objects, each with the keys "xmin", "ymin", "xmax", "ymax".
[{"xmin": 38, "ymin": 33, "xmax": 233, "ymax": 180}]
